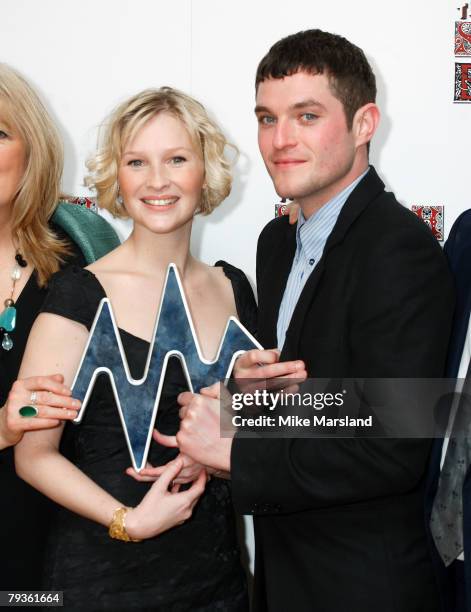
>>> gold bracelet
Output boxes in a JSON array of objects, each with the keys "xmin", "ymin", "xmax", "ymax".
[{"xmin": 108, "ymin": 506, "xmax": 142, "ymax": 542}]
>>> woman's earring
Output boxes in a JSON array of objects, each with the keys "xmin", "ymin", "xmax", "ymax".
[{"xmin": 117, "ymin": 187, "xmax": 124, "ymax": 205}]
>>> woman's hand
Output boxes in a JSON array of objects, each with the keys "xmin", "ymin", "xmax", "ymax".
[
  {"xmin": 0, "ymin": 373, "xmax": 80, "ymax": 450},
  {"xmin": 125, "ymin": 458, "xmax": 206, "ymax": 539},
  {"xmin": 126, "ymin": 429, "xmax": 205, "ymax": 484}
]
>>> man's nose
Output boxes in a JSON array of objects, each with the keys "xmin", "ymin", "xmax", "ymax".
[{"xmin": 272, "ymin": 119, "xmax": 296, "ymax": 150}]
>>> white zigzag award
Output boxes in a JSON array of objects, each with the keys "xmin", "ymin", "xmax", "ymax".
[{"xmin": 71, "ymin": 264, "xmax": 262, "ymax": 471}]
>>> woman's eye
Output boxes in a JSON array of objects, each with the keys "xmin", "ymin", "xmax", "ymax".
[
  {"xmin": 0, "ymin": 130, "xmax": 8, "ymax": 139},
  {"xmin": 170, "ymin": 156, "xmax": 186, "ymax": 165},
  {"xmin": 128, "ymin": 159, "xmax": 144, "ymax": 167}
]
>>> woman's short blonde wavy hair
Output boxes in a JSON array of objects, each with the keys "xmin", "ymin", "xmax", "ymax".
[
  {"xmin": 86, "ymin": 87, "xmax": 235, "ymax": 217},
  {"xmin": 0, "ymin": 63, "xmax": 69, "ymax": 286}
]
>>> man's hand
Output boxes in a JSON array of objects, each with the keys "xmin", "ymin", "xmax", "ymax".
[
  {"xmin": 287, "ymin": 200, "xmax": 300, "ymax": 225},
  {"xmin": 234, "ymin": 348, "xmax": 306, "ymax": 381},
  {"xmin": 178, "ymin": 383, "xmax": 232, "ymax": 472},
  {"xmin": 154, "ymin": 383, "xmax": 232, "ymax": 473}
]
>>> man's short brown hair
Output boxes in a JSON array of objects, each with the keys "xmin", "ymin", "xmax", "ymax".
[{"xmin": 256, "ymin": 29, "xmax": 376, "ymax": 128}]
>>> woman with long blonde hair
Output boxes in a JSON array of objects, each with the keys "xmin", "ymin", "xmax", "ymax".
[
  {"xmin": 0, "ymin": 61, "xmax": 128, "ymax": 590},
  {"xmin": 0, "ymin": 63, "xmax": 91, "ymax": 590}
]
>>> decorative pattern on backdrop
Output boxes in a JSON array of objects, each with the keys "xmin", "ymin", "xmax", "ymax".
[
  {"xmin": 59, "ymin": 196, "xmax": 97, "ymax": 213},
  {"xmin": 411, "ymin": 205, "xmax": 445, "ymax": 241},
  {"xmin": 455, "ymin": 21, "xmax": 471, "ymax": 55},
  {"xmin": 454, "ymin": 62, "xmax": 471, "ymax": 102}
]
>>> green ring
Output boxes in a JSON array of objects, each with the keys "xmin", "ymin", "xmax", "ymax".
[{"xmin": 19, "ymin": 405, "xmax": 38, "ymax": 418}]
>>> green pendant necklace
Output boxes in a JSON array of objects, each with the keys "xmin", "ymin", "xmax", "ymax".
[{"xmin": 0, "ymin": 251, "xmax": 27, "ymax": 351}]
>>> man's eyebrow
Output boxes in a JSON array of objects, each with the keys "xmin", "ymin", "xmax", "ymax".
[
  {"xmin": 254, "ymin": 105, "xmax": 271, "ymax": 114},
  {"xmin": 254, "ymin": 99, "xmax": 326, "ymax": 114},
  {"xmin": 290, "ymin": 99, "xmax": 325, "ymax": 111}
]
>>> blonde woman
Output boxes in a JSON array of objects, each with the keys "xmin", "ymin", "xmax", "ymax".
[
  {"xmin": 0, "ymin": 63, "xmax": 98, "ymax": 591},
  {"xmin": 13, "ymin": 87, "xmax": 304, "ymax": 610}
]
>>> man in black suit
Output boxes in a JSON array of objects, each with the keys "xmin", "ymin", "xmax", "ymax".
[
  {"xmin": 426, "ymin": 211, "xmax": 471, "ymax": 612},
  {"xmin": 174, "ymin": 29, "xmax": 455, "ymax": 611}
]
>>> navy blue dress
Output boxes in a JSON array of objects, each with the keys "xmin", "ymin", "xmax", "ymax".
[{"xmin": 40, "ymin": 262, "xmax": 256, "ymax": 611}]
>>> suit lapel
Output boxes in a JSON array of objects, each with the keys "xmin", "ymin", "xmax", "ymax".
[
  {"xmin": 261, "ymin": 222, "xmax": 297, "ymax": 347},
  {"xmin": 446, "ymin": 258, "xmax": 471, "ymax": 377},
  {"xmin": 281, "ymin": 167, "xmax": 385, "ymax": 360}
]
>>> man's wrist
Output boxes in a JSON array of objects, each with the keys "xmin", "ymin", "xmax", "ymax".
[{"xmin": 215, "ymin": 437, "xmax": 232, "ymax": 473}]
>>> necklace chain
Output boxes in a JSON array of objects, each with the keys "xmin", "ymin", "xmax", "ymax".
[{"xmin": 0, "ymin": 251, "xmax": 27, "ymax": 351}]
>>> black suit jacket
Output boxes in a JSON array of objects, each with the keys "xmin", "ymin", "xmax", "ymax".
[
  {"xmin": 231, "ymin": 168, "xmax": 455, "ymax": 612},
  {"xmin": 425, "ymin": 210, "xmax": 471, "ymax": 612}
]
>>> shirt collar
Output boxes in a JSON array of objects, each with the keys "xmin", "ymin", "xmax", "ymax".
[{"xmin": 295, "ymin": 167, "xmax": 370, "ymax": 257}]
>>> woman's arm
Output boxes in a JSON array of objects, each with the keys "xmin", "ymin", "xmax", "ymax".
[
  {"xmin": 15, "ymin": 312, "xmax": 204, "ymax": 539},
  {"xmin": 15, "ymin": 313, "xmax": 123, "ymax": 526}
]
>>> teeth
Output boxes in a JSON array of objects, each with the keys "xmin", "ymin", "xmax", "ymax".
[{"xmin": 143, "ymin": 198, "xmax": 177, "ymax": 206}]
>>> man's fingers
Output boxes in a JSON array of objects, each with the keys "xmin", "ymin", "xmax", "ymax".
[
  {"xmin": 288, "ymin": 201, "xmax": 299, "ymax": 225},
  {"xmin": 237, "ymin": 349, "xmax": 280, "ymax": 368},
  {"xmin": 264, "ymin": 368, "xmax": 307, "ymax": 387},
  {"xmin": 251, "ymin": 360, "xmax": 305, "ymax": 380},
  {"xmin": 200, "ymin": 382, "xmax": 220, "ymax": 399},
  {"xmin": 177, "ymin": 391, "xmax": 195, "ymax": 406},
  {"xmin": 179, "ymin": 404, "xmax": 189, "ymax": 420},
  {"xmin": 237, "ymin": 372, "xmax": 307, "ymax": 396},
  {"xmin": 235, "ymin": 357, "xmax": 307, "ymax": 396},
  {"xmin": 153, "ymin": 428, "xmax": 178, "ymax": 448}
]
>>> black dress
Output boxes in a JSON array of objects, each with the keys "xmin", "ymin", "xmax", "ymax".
[
  {"xmin": 40, "ymin": 262, "xmax": 257, "ymax": 611},
  {"xmin": 0, "ymin": 234, "xmax": 85, "ymax": 592}
]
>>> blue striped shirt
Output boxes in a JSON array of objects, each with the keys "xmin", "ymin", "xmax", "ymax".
[{"xmin": 277, "ymin": 169, "xmax": 369, "ymax": 350}]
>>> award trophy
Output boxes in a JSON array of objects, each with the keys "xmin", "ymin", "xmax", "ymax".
[{"xmin": 71, "ymin": 263, "xmax": 261, "ymax": 470}]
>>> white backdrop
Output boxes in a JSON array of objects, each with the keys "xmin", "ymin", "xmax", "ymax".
[
  {"xmin": 2, "ymin": 0, "xmax": 468, "ymax": 281},
  {"xmin": 2, "ymin": 0, "xmax": 468, "ymax": 574}
]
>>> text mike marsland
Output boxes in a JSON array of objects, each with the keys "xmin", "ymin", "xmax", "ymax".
[{"xmin": 232, "ymin": 414, "xmax": 373, "ymax": 428}]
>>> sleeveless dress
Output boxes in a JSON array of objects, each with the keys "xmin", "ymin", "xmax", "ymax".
[{"xmin": 39, "ymin": 262, "xmax": 257, "ymax": 611}]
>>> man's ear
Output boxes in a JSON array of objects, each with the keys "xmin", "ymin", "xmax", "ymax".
[{"xmin": 353, "ymin": 103, "xmax": 380, "ymax": 147}]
